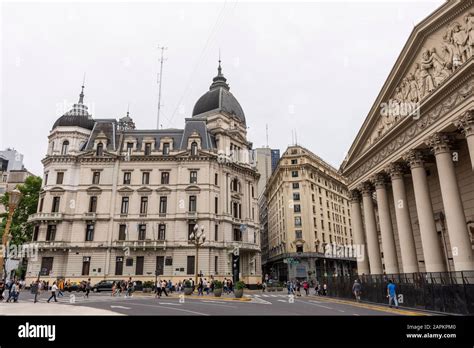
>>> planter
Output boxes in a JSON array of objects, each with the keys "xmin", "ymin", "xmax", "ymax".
[
  {"xmin": 143, "ymin": 288, "xmax": 152, "ymax": 293},
  {"xmin": 184, "ymin": 287, "xmax": 193, "ymax": 295},
  {"xmin": 277, "ymin": 287, "xmax": 283, "ymax": 291},
  {"xmin": 214, "ymin": 288, "xmax": 223, "ymax": 297},
  {"xmin": 268, "ymin": 287, "xmax": 275, "ymax": 292},
  {"xmin": 234, "ymin": 289, "xmax": 244, "ymax": 298}
]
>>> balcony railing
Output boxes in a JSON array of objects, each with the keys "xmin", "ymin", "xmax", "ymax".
[
  {"xmin": 225, "ymin": 241, "xmax": 260, "ymax": 251},
  {"xmin": 112, "ymin": 240, "xmax": 166, "ymax": 249},
  {"xmin": 28, "ymin": 212, "xmax": 63, "ymax": 222}
]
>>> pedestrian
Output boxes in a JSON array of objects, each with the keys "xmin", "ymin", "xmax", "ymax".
[
  {"xmin": 155, "ymin": 280, "xmax": 162, "ymax": 298},
  {"xmin": 262, "ymin": 281, "xmax": 267, "ymax": 293},
  {"xmin": 58, "ymin": 279, "xmax": 64, "ymax": 297},
  {"xmin": 85, "ymin": 278, "xmax": 91, "ymax": 298},
  {"xmin": 352, "ymin": 279, "xmax": 362, "ymax": 302},
  {"xmin": 387, "ymin": 279, "xmax": 399, "ymax": 309},
  {"xmin": 197, "ymin": 278, "xmax": 203, "ymax": 296},
  {"xmin": 204, "ymin": 278, "xmax": 209, "ymax": 295},
  {"xmin": 47, "ymin": 281, "xmax": 58, "ymax": 303},
  {"xmin": 303, "ymin": 281, "xmax": 309, "ymax": 296},
  {"xmin": 126, "ymin": 278, "xmax": 133, "ymax": 297},
  {"xmin": 296, "ymin": 280, "xmax": 301, "ymax": 297},
  {"xmin": 323, "ymin": 283, "xmax": 328, "ymax": 296},
  {"xmin": 161, "ymin": 280, "xmax": 168, "ymax": 297}
]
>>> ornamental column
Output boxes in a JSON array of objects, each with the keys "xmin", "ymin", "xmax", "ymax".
[
  {"xmin": 455, "ymin": 110, "xmax": 474, "ymax": 171},
  {"xmin": 349, "ymin": 190, "xmax": 370, "ymax": 275},
  {"xmin": 373, "ymin": 173, "xmax": 399, "ymax": 274},
  {"xmin": 388, "ymin": 163, "xmax": 419, "ymax": 273},
  {"xmin": 405, "ymin": 150, "xmax": 446, "ymax": 272},
  {"xmin": 360, "ymin": 183, "xmax": 383, "ymax": 274},
  {"xmin": 426, "ymin": 133, "xmax": 474, "ymax": 271}
]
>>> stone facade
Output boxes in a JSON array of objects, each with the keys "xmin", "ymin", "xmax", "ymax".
[
  {"xmin": 264, "ymin": 145, "xmax": 355, "ymax": 282},
  {"xmin": 340, "ymin": 0, "xmax": 474, "ymax": 275},
  {"xmin": 25, "ymin": 63, "xmax": 262, "ymax": 285}
]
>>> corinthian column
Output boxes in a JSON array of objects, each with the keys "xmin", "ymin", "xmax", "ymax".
[
  {"xmin": 360, "ymin": 183, "xmax": 383, "ymax": 274},
  {"xmin": 349, "ymin": 190, "xmax": 370, "ymax": 275},
  {"xmin": 455, "ymin": 110, "xmax": 474, "ymax": 171},
  {"xmin": 426, "ymin": 133, "xmax": 474, "ymax": 271},
  {"xmin": 388, "ymin": 163, "xmax": 419, "ymax": 273},
  {"xmin": 405, "ymin": 150, "xmax": 446, "ymax": 272},
  {"xmin": 373, "ymin": 173, "xmax": 399, "ymax": 274}
]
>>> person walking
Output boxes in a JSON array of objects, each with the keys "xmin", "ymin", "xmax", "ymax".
[
  {"xmin": 126, "ymin": 278, "xmax": 133, "ymax": 297},
  {"xmin": 303, "ymin": 281, "xmax": 309, "ymax": 296},
  {"xmin": 387, "ymin": 279, "xmax": 399, "ymax": 309},
  {"xmin": 197, "ymin": 278, "xmax": 203, "ymax": 296},
  {"xmin": 155, "ymin": 279, "xmax": 162, "ymax": 298},
  {"xmin": 58, "ymin": 279, "xmax": 64, "ymax": 297},
  {"xmin": 323, "ymin": 283, "xmax": 328, "ymax": 296},
  {"xmin": 47, "ymin": 282, "xmax": 58, "ymax": 303},
  {"xmin": 262, "ymin": 281, "xmax": 267, "ymax": 293},
  {"xmin": 296, "ymin": 280, "xmax": 301, "ymax": 297},
  {"xmin": 352, "ymin": 279, "xmax": 362, "ymax": 302},
  {"xmin": 84, "ymin": 278, "xmax": 91, "ymax": 299},
  {"xmin": 160, "ymin": 280, "xmax": 168, "ymax": 297}
]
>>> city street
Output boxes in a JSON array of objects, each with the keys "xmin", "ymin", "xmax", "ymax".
[{"xmin": 1, "ymin": 291, "xmax": 428, "ymax": 316}]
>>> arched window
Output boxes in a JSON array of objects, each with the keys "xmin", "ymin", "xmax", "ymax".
[
  {"xmin": 96, "ymin": 142, "xmax": 104, "ymax": 156},
  {"xmin": 61, "ymin": 140, "xmax": 69, "ymax": 155},
  {"xmin": 191, "ymin": 142, "xmax": 198, "ymax": 156}
]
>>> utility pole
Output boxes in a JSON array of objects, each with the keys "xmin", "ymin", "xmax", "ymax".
[{"xmin": 157, "ymin": 46, "xmax": 167, "ymax": 129}]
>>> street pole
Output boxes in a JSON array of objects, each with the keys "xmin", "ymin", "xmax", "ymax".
[
  {"xmin": 1, "ymin": 189, "xmax": 22, "ymax": 282},
  {"xmin": 1, "ymin": 205, "xmax": 15, "ymax": 281},
  {"xmin": 195, "ymin": 243, "xmax": 199, "ymax": 287}
]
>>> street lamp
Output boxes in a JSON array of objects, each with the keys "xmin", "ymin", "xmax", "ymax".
[
  {"xmin": 1, "ymin": 188, "xmax": 22, "ymax": 281},
  {"xmin": 189, "ymin": 224, "xmax": 206, "ymax": 287}
]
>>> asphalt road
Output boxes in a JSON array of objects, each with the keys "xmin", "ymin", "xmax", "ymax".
[{"xmin": 10, "ymin": 290, "xmax": 428, "ymax": 316}]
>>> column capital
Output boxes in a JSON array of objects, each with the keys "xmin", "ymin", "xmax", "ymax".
[
  {"xmin": 372, "ymin": 173, "xmax": 389, "ymax": 189},
  {"xmin": 425, "ymin": 132, "xmax": 455, "ymax": 155},
  {"xmin": 454, "ymin": 109, "xmax": 474, "ymax": 137},
  {"xmin": 387, "ymin": 162, "xmax": 407, "ymax": 180},
  {"xmin": 359, "ymin": 182, "xmax": 374, "ymax": 196},
  {"xmin": 349, "ymin": 190, "xmax": 361, "ymax": 203},
  {"xmin": 403, "ymin": 149, "xmax": 426, "ymax": 169}
]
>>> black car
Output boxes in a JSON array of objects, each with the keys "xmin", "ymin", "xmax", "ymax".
[{"xmin": 92, "ymin": 280, "xmax": 119, "ymax": 292}]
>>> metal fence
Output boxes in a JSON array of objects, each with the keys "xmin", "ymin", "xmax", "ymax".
[{"xmin": 315, "ymin": 271, "xmax": 474, "ymax": 315}]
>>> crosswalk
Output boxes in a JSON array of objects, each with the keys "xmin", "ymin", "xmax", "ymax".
[
  {"xmin": 248, "ymin": 294, "xmax": 295, "ymax": 298},
  {"xmin": 26, "ymin": 294, "xmax": 136, "ymax": 305}
]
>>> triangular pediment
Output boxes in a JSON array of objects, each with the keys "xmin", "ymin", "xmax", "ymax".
[
  {"xmin": 185, "ymin": 185, "xmax": 201, "ymax": 193},
  {"xmin": 156, "ymin": 186, "xmax": 172, "ymax": 195},
  {"xmin": 137, "ymin": 186, "xmax": 153, "ymax": 194},
  {"xmin": 118, "ymin": 186, "xmax": 134, "ymax": 193},
  {"xmin": 341, "ymin": 0, "xmax": 473, "ymax": 173}
]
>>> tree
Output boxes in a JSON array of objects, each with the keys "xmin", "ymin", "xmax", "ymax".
[{"xmin": 0, "ymin": 176, "xmax": 42, "ymax": 246}]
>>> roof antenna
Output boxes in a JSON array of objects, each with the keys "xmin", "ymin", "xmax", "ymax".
[
  {"xmin": 157, "ymin": 45, "xmax": 168, "ymax": 129},
  {"xmin": 295, "ymin": 129, "xmax": 298, "ymax": 145}
]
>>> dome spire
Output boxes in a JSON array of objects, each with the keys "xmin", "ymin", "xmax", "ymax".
[
  {"xmin": 78, "ymin": 73, "xmax": 86, "ymax": 104},
  {"xmin": 210, "ymin": 56, "xmax": 229, "ymax": 91}
]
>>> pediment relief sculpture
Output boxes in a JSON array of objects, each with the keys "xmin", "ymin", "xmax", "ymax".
[{"xmin": 366, "ymin": 12, "xmax": 473, "ymax": 149}]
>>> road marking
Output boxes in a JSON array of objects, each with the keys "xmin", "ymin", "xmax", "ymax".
[
  {"xmin": 110, "ymin": 305, "xmax": 131, "ymax": 309},
  {"xmin": 307, "ymin": 300, "xmax": 333, "ymax": 310},
  {"xmin": 353, "ymin": 314, "xmax": 360, "ymax": 316},
  {"xmin": 252, "ymin": 297, "xmax": 273, "ymax": 305},
  {"xmin": 158, "ymin": 302, "xmax": 181, "ymax": 305},
  {"xmin": 338, "ymin": 310, "xmax": 345, "ymax": 313},
  {"xmin": 270, "ymin": 295, "xmax": 277, "ymax": 297},
  {"xmin": 254, "ymin": 294, "xmax": 261, "ymax": 297},
  {"xmin": 202, "ymin": 300, "xmax": 227, "ymax": 304},
  {"xmin": 277, "ymin": 299, "xmax": 287, "ymax": 303},
  {"xmin": 262, "ymin": 295, "xmax": 269, "ymax": 297},
  {"xmin": 199, "ymin": 301, "xmax": 237, "ymax": 308},
  {"xmin": 125, "ymin": 301, "xmax": 209, "ymax": 316}
]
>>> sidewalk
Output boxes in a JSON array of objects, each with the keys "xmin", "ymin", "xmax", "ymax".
[{"xmin": 0, "ymin": 302, "xmax": 123, "ymax": 316}]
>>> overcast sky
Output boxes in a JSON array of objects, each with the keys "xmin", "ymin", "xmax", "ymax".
[{"xmin": 1, "ymin": 0, "xmax": 445, "ymax": 175}]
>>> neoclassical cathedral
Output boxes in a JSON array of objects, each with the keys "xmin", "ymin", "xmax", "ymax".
[
  {"xmin": 341, "ymin": 0, "xmax": 474, "ymax": 275},
  {"xmin": 26, "ymin": 62, "xmax": 261, "ymax": 285}
]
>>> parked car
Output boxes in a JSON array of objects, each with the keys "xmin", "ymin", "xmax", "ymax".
[
  {"xmin": 65, "ymin": 281, "xmax": 86, "ymax": 292},
  {"xmin": 92, "ymin": 280, "xmax": 120, "ymax": 292}
]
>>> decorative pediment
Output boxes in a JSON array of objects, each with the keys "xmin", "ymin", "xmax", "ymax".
[
  {"xmin": 185, "ymin": 185, "xmax": 201, "ymax": 193},
  {"xmin": 156, "ymin": 186, "xmax": 172, "ymax": 195},
  {"xmin": 342, "ymin": 1, "xmax": 473, "ymax": 172},
  {"xmin": 118, "ymin": 186, "xmax": 134, "ymax": 195},
  {"xmin": 77, "ymin": 150, "xmax": 116, "ymax": 159},
  {"xmin": 86, "ymin": 186, "xmax": 102, "ymax": 194},
  {"xmin": 49, "ymin": 186, "xmax": 65, "ymax": 194},
  {"xmin": 137, "ymin": 186, "xmax": 153, "ymax": 195}
]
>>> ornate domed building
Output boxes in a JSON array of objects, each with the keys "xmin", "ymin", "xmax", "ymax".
[{"xmin": 26, "ymin": 62, "xmax": 261, "ymax": 286}]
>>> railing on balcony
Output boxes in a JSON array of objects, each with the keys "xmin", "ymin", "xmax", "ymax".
[
  {"xmin": 112, "ymin": 240, "xmax": 166, "ymax": 249},
  {"xmin": 28, "ymin": 212, "xmax": 63, "ymax": 222}
]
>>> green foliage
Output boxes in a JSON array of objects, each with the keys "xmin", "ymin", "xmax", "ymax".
[
  {"xmin": 235, "ymin": 281, "xmax": 246, "ymax": 290},
  {"xmin": 143, "ymin": 281, "xmax": 154, "ymax": 288},
  {"xmin": 184, "ymin": 280, "xmax": 192, "ymax": 288},
  {"xmin": 0, "ymin": 176, "xmax": 42, "ymax": 246},
  {"xmin": 213, "ymin": 280, "xmax": 223, "ymax": 289}
]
